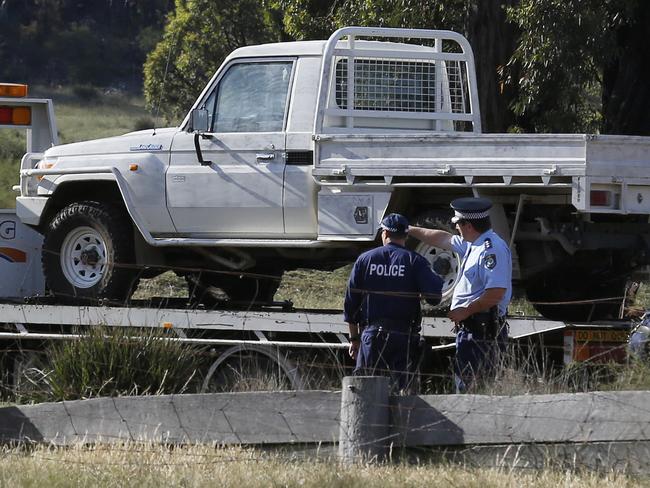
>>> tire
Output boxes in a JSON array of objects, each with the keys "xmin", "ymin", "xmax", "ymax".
[
  {"xmin": 186, "ymin": 271, "xmax": 226, "ymax": 309},
  {"xmin": 42, "ymin": 201, "xmax": 137, "ymax": 302},
  {"xmin": 187, "ymin": 267, "xmax": 283, "ymax": 308},
  {"xmin": 525, "ymin": 268, "xmax": 626, "ymax": 322},
  {"xmin": 406, "ymin": 210, "xmax": 462, "ymax": 308},
  {"xmin": 219, "ymin": 267, "xmax": 283, "ymax": 305},
  {"xmin": 201, "ymin": 345, "xmax": 303, "ymax": 392}
]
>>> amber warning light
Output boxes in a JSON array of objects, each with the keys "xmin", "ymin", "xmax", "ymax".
[
  {"xmin": 0, "ymin": 83, "xmax": 28, "ymax": 98},
  {"xmin": 0, "ymin": 83, "xmax": 31, "ymax": 126}
]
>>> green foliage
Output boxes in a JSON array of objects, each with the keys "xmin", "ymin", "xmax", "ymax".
[
  {"xmin": 133, "ymin": 116, "xmax": 157, "ymax": 132},
  {"xmin": 143, "ymin": 0, "xmax": 282, "ymax": 121},
  {"xmin": 71, "ymin": 85, "xmax": 100, "ymax": 103},
  {"xmin": 506, "ymin": 0, "xmax": 636, "ymax": 133},
  {"xmin": 272, "ymin": 0, "xmax": 467, "ymax": 40},
  {"xmin": 35, "ymin": 326, "xmax": 203, "ymax": 402},
  {"xmin": 0, "ymin": 158, "xmax": 19, "ymax": 208},
  {"xmin": 332, "ymin": 0, "xmax": 467, "ymax": 32},
  {"xmin": 0, "ymin": 130, "xmax": 25, "ymax": 161},
  {"xmin": 0, "ymin": 0, "xmax": 174, "ymax": 87}
]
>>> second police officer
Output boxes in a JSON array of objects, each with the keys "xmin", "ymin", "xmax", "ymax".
[
  {"xmin": 344, "ymin": 213, "xmax": 443, "ymax": 392},
  {"xmin": 409, "ymin": 197, "xmax": 512, "ymax": 392}
]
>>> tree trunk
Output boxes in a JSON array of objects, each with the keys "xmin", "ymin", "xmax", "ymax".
[
  {"xmin": 467, "ymin": 0, "xmax": 519, "ymax": 133},
  {"xmin": 602, "ymin": 2, "xmax": 650, "ymax": 136}
]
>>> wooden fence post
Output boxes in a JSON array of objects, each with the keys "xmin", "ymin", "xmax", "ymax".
[{"xmin": 338, "ymin": 376, "xmax": 390, "ymax": 463}]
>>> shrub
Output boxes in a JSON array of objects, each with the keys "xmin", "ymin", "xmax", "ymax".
[
  {"xmin": 31, "ymin": 326, "xmax": 204, "ymax": 401},
  {"xmin": 0, "ymin": 131, "xmax": 26, "ymax": 160},
  {"xmin": 132, "ymin": 116, "xmax": 156, "ymax": 132},
  {"xmin": 71, "ymin": 85, "xmax": 100, "ymax": 102}
]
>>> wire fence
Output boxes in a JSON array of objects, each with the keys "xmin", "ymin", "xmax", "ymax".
[{"xmin": 2, "ymin": 249, "xmax": 649, "ymax": 475}]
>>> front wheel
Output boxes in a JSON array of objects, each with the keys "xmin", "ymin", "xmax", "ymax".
[{"xmin": 42, "ymin": 201, "xmax": 137, "ymax": 302}]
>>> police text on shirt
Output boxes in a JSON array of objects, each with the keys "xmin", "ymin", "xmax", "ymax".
[{"xmin": 369, "ymin": 264, "xmax": 406, "ymax": 277}]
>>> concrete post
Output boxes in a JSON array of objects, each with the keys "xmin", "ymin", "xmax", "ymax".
[{"xmin": 338, "ymin": 376, "xmax": 390, "ymax": 464}]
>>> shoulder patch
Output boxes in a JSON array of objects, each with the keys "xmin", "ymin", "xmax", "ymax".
[
  {"xmin": 485, "ymin": 253, "xmax": 497, "ymax": 269},
  {"xmin": 484, "ymin": 238, "xmax": 493, "ymax": 250}
]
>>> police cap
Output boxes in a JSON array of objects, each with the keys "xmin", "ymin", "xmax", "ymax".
[
  {"xmin": 380, "ymin": 213, "xmax": 409, "ymax": 235},
  {"xmin": 450, "ymin": 197, "xmax": 492, "ymax": 223}
]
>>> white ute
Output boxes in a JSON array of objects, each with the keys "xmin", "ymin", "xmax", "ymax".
[{"xmin": 14, "ymin": 27, "xmax": 650, "ymax": 321}]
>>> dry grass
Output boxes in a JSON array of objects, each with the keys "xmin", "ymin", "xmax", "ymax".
[
  {"xmin": 131, "ymin": 271, "xmax": 188, "ymax": 300},
  {"xmin": 0, "ymin": 444, "xmax": 641, "ymax": 487},
  {"xmin": 276, "ymin": 266, "xmax": 351, "ymax": 309}
]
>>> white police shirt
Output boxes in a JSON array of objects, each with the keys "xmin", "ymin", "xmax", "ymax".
[{"xmin": 450, "ymin": 229, "xmax": 512, "ymax": 316}]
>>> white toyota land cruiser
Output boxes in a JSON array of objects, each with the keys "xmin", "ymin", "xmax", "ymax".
[{"xmin": 13, "ymin": 27, "xmax": 650, "ymax": 320}]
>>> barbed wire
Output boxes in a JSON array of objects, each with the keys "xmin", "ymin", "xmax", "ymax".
[
  {"xmin": 2, "ymin": 249, "xmax": 647, "ymax": 473},
  {"xmin": 36, "ymin": 248, "xmax": 636, "ymax": 310}
]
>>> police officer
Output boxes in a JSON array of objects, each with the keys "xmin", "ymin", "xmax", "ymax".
[
  {"xmin": 409, "ymin": 198, "xmax": 512, "ymax": 392},
  {"xmin": 345, "ymin": 213, "xmax": 443, "ymax": 392}
]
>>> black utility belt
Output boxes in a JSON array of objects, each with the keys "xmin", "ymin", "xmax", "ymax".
[
  {"xmin": 363, "ymin": 318, "xmax": 417, "ymax": 333},
  {"xmin": 460, "ymin": 311, "xmax": 503, "ymax": 335}
]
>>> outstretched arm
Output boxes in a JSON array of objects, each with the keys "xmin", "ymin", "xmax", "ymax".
[{"xmin": 408, "ymin": 226, "xmax": 454, "ymax": 250}]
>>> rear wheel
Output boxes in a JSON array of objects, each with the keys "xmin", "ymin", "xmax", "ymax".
[
  {"xmin": 525, "ymin": 268, "xmax": 626, "ymax": 322},
  {"xmin": 42, "ymin": 201, "xmax": 137, "ymax": 302},
  {"xmin": 188, "ymin": 267, "xmax": 283, "ymax": 308},
  {"xmin": 220, "ymin": 267, "xmax": 283, "ymax": 304},
  {"xmin": 407, "ymin": 210, "xmax": 461, "ymax": 308}
]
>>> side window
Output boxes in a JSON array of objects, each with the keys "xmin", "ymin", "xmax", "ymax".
[{"xmin": 212, "ymin": 61, "xmax": 292, "ymax": 133}]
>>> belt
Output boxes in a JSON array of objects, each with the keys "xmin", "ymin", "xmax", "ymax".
[
  {"xmin": 364, "ymin": 318, "xmax": 414, "ymax": 332},
  {"xmin": 459, "ymin": 308, "xmax": 503, "ymax": 337}
]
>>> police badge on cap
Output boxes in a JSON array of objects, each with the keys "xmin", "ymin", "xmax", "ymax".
[{"xmin": 450, "ymin": 197, "xmax": 493, "ymax": 224}]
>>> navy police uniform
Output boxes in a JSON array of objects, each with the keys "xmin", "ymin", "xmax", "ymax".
[
  {"xmin": 344, "ymin": 214, "xmax": 443, "ymax": 391},
  {"xmin": 449, "ymin": 198, "xmax": 512, "ymax": 392}
]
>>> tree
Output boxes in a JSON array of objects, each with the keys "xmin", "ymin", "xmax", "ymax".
[
  {"xmin": 601, "ymin": 1, "xmax": 650, "ymax": 135},
  {"xmin": 143, "ymin": 0, "xmax": 282, "ymax": 121},
  {"xmin": 507, "ymin": 0, "xmax": 650, "ymax": 135},
  {"xmin": 0, "ymin": 0, "xmax": 173, "ymax": 87},
  {"xmin": 277, "ymin": 0, "xmax": 519, "ymax": 132}
]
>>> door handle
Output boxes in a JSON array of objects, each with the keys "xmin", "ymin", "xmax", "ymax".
[{"xmin": 256, "ymin": 153, "xmax": 275, "ymax": 161}]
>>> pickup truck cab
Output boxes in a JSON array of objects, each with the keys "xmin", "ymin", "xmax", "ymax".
[{"xmin": 14, "ymin": 27, "xmax": 650, "ymax": 320}]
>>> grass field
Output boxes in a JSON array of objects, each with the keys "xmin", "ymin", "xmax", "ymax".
[
  {"xmin": 0, "ymin": 85, "xmax": 154, "ymax": 207},
  {"xmin": 0, "ymin": 444, "xmax": 642, "ymax": 487}
]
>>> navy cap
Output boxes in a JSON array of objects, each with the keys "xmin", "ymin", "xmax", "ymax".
[
  {"xmin": 450, "ymin": 197, "xmax": 492, "ymax": 223},
  {"xmin": 380, "ymin": 213, "xmax": 409, "ymax": 234}
]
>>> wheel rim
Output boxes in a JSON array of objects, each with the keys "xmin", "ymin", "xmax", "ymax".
[
  {"xmin": 60, "ymin": 226, "xmax": 108, "ymax": 288},
  {"xmin": 414, "ymin": 241, "xmax": 461, "ymax": 301},
  {"xmin": 202, "ymin": 345, "xmax": 303, "ymax": 392}
]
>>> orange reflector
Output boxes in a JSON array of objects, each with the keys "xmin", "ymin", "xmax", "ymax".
[
  {"xmin": 0, "ymin": 83, "xmax": 28, "ymax": 98},
  {"xmin": 12, "ymin": 107, "xmax": 31, "ymax": 125},
  {"xmin": 0, "ymin": 106, "xmax": 31, "ymax": 125},
  {"xmin": 590, "ymin": 190, "xmax": 611, "ymax": 206},
  {"xmin": 129, "ymin": 164, "xmax": 139, "ymax": 171}
]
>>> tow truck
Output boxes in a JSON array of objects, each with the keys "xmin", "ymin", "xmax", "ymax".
[{"xmin": 0, "ymin": 79, "xmax": 633, "ymax": 393}]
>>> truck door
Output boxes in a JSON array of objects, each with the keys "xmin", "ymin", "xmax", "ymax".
[{"xmin": 167, "ymin": 59, "xmax": 294, "ymax": 236}]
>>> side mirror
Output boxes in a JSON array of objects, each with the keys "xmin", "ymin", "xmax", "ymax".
[{"xmin": 191, "ymin": 108, "xmax": 209, "ymax": 133}]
